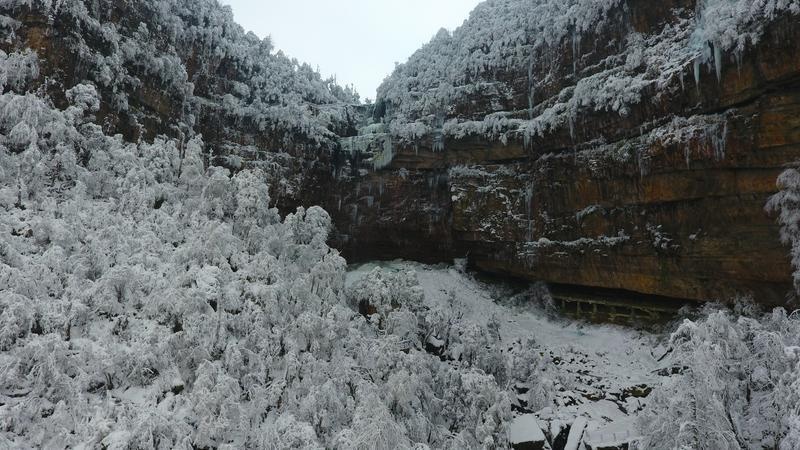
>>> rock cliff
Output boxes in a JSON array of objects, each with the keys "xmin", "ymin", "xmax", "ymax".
[
  {"xmin": 1, "ymin": 0, "xmax": 358, "ymax": 214},
  {"xmin": 333, "ymin": 0, "xmax": 800, "ymax": 305},
  {"xmin": 5, "ymin": 0, "xmax": 800, "ymax": 305}
]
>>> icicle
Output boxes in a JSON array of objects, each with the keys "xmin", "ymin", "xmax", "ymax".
[
  {"xmin": 710, "ymin": 120, "xmax": 728, "ymax": 161},
  {"xmin": 713, "ymin": 43, "xmax": 722, "ymax": 82},
  {"xmin": 637, "ymin": 150, "xmax": 650, "ymax": 178},
  {"xmin": 337, "ymin": 196, "xmax": 342, "ymax": 211},
  {"xmin": 568, "ymin": 114, "xmax": 576, "ymax": 142},
  {"xmin": 523, "ymin": 130, "xmax": 531, "ymax": 151},
  {"xmin": 432, "ymin": 110, "xmax": 445, "ymax": 152},
  {"xmin": 373, "ymin": 138, "xmax": 394, "ymax": 170},
  {"xmin": 378, "ymin": 176, "xmax": 384, "ymax": 197},
  {"xmin": 524, "ymin": 184, "xmax": 534, "ymax": 242},
  {"xmin": 432, "ymin": 134, "xmax": 445, "ymax": 152},
  {"xmin": 571, "ymin": 31, "xmax": 581, "ymax": 75},
  {"xmin": 528, "ymin": 58, "xmax": 536, "ymax": 120},
  {"xmin": 685, "ymin": 144, "xmax": 691, "ymax": 169},
  {"xmin": 679, "ymin": 67, "xmax": 685, "ymax": 92},
  {"xmin": 528, "ymin": 89, "xmax": 536, "ymax": 120},
  {"xmin": 734, "ymin": 49, "xmax": 742, "ymax": 77},
  {"xmin": 693, "ymin": 57, "xmax": 701, "ymax": 94}
]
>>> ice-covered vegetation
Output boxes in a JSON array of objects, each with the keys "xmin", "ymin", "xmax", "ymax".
[
  {"xmin": 691, "ymin": 0, "xmax": 800, "ymax": 68},
  {"xmin": 640, "ymin": 306, "xmax": 800, "ymax": 449},
  {"xmin": 1, "ymin": 66, "xmax": 800, "ymax": 446},
  {"xmin": 0, "ymin": 50, "xmax": 522, "ymax": 447},
  {"xmin": 375, "ymin": 0, "xmax": 800, "ymax": 147},
  {"xmin": 4, "ymin": 0, "xmax": 800, "ymax": 448},
  {"xmin": 767, "ymin": 169, "xmax": 800, "ymax": 292},
  {"xmin": 340, "ymin": 133, "xmax": 395, "ymax": 171}
]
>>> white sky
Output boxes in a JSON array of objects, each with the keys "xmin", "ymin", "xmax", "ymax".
[{"xmin": 219, "ymin": 0, "xmax": 482, "ymax": 101}]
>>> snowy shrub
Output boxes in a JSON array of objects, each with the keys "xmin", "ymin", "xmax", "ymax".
[
  {"xmin": 347, "ymin": 267, "xmax": 425, "ymax": 320},
  {"xmin": 638, "ymin": 307, "xmax": 800, "ymax": 449},
  {"xmin": 0, "ymin": 49, "xmax": 38, "ymax": 91},
  {"xmin": 767, "ymin": 168, "xmax": 800, "ymax": 292},
  {"xmin": 347, "ymin": 390, "xmax": 414, "ymax": 450},
  {"xmin": 65, "ymin": 83, "xmax": 100, "ymax": 113},
  {"xmin": 257, "ymin": 414, "xmax": 323, "ymax": 450}
]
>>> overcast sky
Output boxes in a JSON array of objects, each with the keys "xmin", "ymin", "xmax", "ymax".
[{"xmin": 219, "ymin": 0, "xmax": 482, "ymax": 101}]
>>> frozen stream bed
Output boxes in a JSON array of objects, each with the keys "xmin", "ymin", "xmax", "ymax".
[{"xmin": 347, "ymin": 261, "xmax": 671, "ymax": 448}]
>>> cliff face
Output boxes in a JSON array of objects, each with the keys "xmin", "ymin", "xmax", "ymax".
[
  {"xmin": 332, "ymin": 0, "xmax": 800, "ymax": 305},
  {"xmin": 1, "ymin": 0, "xmax": 358, "ymax": 214},
  {"xmin": 6, "ymin": 0, "xmax": 800, "ymax": 305}
]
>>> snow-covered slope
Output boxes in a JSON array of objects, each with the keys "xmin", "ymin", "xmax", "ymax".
[
  {"xmin": 0, "ymin": 67, "xmax": 513, "ymax": 448},
  {"xmin": 348, "ymin": 261, "xmax": 800, "ymax": 449},
  {"xmin": 348, "ymin": 261, "xmax": 663, "ymax": 436}
]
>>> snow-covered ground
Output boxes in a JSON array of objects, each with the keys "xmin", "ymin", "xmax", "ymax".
[
  {"xmin": 348, "ymin": 261, "xmax": 666, "ymax": 447},
  {"xmin": 349, "ymin": 261, "xmax": 800, "ymax": 449}
]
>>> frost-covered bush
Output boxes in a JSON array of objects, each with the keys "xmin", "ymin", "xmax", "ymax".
[
  {"xmin": 638, "ymin": 307, "xmax": 800, "ymax": 449},
  {"xmin": 0, "ymin": 49, "xmax": 38, "ymax": 92},
  {"xmin": 347, "ymin": 268, "xmax": 424, "ymax": 319},
  {"xmin": 767, "ymin": 168, "xmax": 800, "ymax": 292},
  {"xmin": 65, "ymin": 83, "xmax": 100, "ymax": 113}
]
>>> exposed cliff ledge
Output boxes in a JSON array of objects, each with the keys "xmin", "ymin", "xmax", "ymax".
[{"xmin": 329, "ymin": 0, "xmax": 800, "ymax": 305}]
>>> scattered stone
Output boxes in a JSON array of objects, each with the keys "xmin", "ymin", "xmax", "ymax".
[{"xmin": 509, "ymin": 414, "xmax": 551, "ymax": 450}]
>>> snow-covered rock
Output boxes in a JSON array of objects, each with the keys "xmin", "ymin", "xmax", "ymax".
[{"xmin": 509, "ymin": 414, "xmax": 551, "ymax": 450}]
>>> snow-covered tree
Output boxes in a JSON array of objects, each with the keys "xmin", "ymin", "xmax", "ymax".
[
  {"xmin": 767, "ymin": 168, "xmax": 800, "ymax": 293},
  {"xmin": 638, "ymin": 308, "xmax": 800, "ymax": 449}
]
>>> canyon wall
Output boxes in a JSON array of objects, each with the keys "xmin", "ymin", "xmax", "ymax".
[
  {"xmin": 330, "ymin": 0, "xmax": 800, "ymax": 305},
  {"xmin": 5, "ymin": 0, "xmax": 800, "ymax": 305}
]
